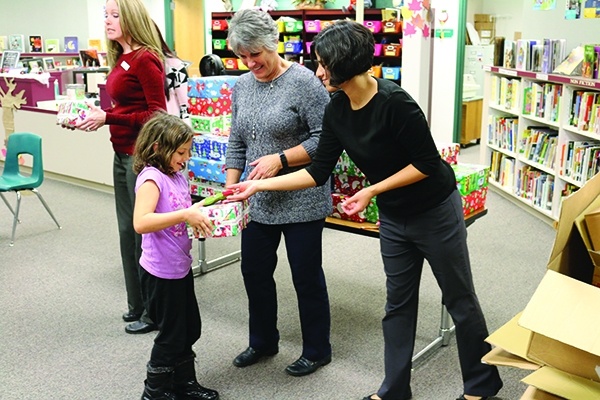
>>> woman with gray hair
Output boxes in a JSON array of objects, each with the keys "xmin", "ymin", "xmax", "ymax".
[{"xmin": 225, "ymin": 9, "xmax": 333, "ymax": 377}]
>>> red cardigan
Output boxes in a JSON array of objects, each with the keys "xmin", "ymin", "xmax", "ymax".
[{"xmin": 105, "ymin": 48, "xmax": 166, "ymax": 155}]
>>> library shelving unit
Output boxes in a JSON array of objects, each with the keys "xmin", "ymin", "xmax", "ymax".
[
  {"xmin": 209, "ymin": 8, "xmax": 402, "ymax": 83},
  {"xmin": 480, "ymin": 65, "xmax": 600, "ymax": 222}
]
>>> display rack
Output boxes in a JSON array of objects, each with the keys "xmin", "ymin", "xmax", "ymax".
[
  {"xmin": 480, "ymin": 66, "xmax": 600, "ymax": 222},
  {"xmin": 325, "ymin": 207, "xmax": 488, "ymax": 364},
  {"xmin": 210, "ymin": 8, "xmax": 402, "ymax": 83}
]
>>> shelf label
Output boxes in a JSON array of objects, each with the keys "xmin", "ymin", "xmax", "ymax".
[
  {"xmin": 569, "ymin": 78, "xmax": 597, "ymax": 88},
  {"xmin": 536, "ymin": 73, "xmax": 548, "ymax": 81},
  {"xmin": 498, "ymin": 68, "xmax": 518, "ymax": 77},
  {"xmin": 483, "ymin": 65, "xmax": 491, "ymax": 72}
]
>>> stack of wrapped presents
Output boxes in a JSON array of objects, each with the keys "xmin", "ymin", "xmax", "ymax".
[
  {"xmin": 187, "ymin": 75, "xmax": 238, "ymax": 199},
  {"xmin": 329, "ymin": 143, "xmax": 489, "ymax": 224},
  {"xmin": 186, "ymin": 75, "xmax": 249, "ymax": 238}
]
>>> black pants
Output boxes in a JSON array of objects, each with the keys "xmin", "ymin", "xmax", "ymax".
[
  {"xmin": 377, "ymin": 190, "xmax": 502, "ymax": 400},
  {"xmin": 240, "ymin": 219, "xmax": 331, "ymax": 361},
  {"xmin": 140, "ymin": 268, "xmax": 201, "ymax": 367}
]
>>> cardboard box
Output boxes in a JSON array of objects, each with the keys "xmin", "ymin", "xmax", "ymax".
[
  {"xmin": 474, "ymin": 14, "xmax": 494, "ymax": 23},
  {"xmin": 484, "ymin": 172, "xmax": 600, "ymax": 398},
  {"xmin": 584, "ymin": 207, "xmax": 600, "ymax": 251}
]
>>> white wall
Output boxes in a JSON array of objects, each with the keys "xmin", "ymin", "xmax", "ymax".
[
  {"xmin": 0, "ymin": 0, "xmax": 166, "ymax": 49},
  {"xmin": 479, "ymin": 0, "xmax": 597, "ymax": 51}
]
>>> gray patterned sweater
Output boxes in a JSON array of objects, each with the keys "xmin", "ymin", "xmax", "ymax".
[{"xmin": 226, "ymin": 63, "xmax": 332, "ymax": 225}]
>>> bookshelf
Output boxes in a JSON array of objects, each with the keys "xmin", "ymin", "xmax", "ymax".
[
  {"xmin": 480, "ymin": 66, "xmax": 600, "ymax": 221},
  {"xmin": 210, "ymin": 9, "xmax": 402, "ymax": 84}
]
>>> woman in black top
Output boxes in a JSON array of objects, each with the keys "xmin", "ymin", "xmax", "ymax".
[{"xmin": 227, "ymin": 20, "xmax": 503, "ymax": 400}]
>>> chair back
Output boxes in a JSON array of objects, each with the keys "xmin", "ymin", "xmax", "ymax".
[{"xmin": 3, "ymin": 132, "xmax": 44, "ymax": 189}]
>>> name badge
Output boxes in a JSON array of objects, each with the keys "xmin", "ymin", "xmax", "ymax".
[{"xmin": 121, "ymin": 60, "xmax": 130, "ymax": 71}]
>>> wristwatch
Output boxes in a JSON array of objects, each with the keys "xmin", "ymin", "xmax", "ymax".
[{"xmin": 279, "ymin": 151, "xmax": 289, "ymax": 169}]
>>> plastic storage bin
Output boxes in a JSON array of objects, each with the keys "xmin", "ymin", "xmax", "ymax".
[
  {"xmin": 374, "ymin": 43, "xmax": 383, "ymax": 56},
  {"xmin": 212, "ymin": 39, "xmax": 227, "ymax": 50},
  {"xmin": 363, "ymin": 20, "xmax": 382, "ymax": 33},
  {"xmin": 284, "ymin": 41, "xmax": 303, "ymax": 54},
  {"xmin": 382, "ymin": 21, "xmax": 402, "ymax": 33},
  {"xmin": 382, "ymin": 67, "xmax": 401, "ymax": 80},
  {"xmin": 383, "ymin": 44, "xmax": 402, "ymax": 57},
  {"xmin": 304, "ymin": 20, "xmax": 321, "ymax": 32},
  {"xmin": 284, "ymin": 20, "xmax": 303, "ymax": 33},
  {"xmin": 212, "ymin": 20, "xmax": 228, "ymax": 31}
]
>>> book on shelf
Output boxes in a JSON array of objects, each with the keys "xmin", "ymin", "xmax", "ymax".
[
  {"xmin": 87, "ymin": 38, "xmax": 103, "ymax": 51},
  {"xmin": 44, "ymin": 38, "xmax": 60, "ymax": 53},
  {"xmin": 553, "ymin": 45, "xmax": 584, "ymax": 76},
  {"xmin": 0, "ymin": 36, "xmax": 7, "ymax": 51},
  {"xmin": 515, "ymin": 39, "xmax": 530, "ymax": 71},
  {"xmin": 8, "ymin": 34, "xmax": 25, "ymax": 52},
  {"xmin": 582, "ymin": 44, "xmax": 599, "ymax": 79},
  {"xmin": 29, "ymin": 35, "xmax": 43, "ymax": 52},
  {"xmin": 503, "ymin": 40, "xmax": 516, "ymax": 68},
  {"xmin": 64, "ymin": 36, "xmax": 78, "ymax": 53},
  {"xmin": 531, "ymin": 43, "xmax": 544, "ymax": 72}
]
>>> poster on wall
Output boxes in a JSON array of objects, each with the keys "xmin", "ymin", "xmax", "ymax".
[
  {"xmin": 565, "ymin": 0, "xmax": 582, "ymax": 19},
  {"xmin": 533, "ymin": 0, "xmax": 557, "ymax": 10},
  {"xmin": 583, "ymin": 0, "xmax": 600, "ymax": 18}
]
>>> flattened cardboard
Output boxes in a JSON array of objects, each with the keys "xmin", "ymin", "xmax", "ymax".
[
  {"xmin": 520, "ymin": 385, "xmax": 563, "ymax": 400},
  {"xmin": 482, "ymin": 346, "xmax": 539, "ymax": 370},
  {"xmin": 519, "ymin": 270, "xmax": 600, "ymax": 382},
  {"xmin": 485, "ymin": 313, "xmax": 536, "ymax": 363},
  {"xmin": 522, "ymin": 366, "xmax": 600, "ymax": 399},
  {"xmin": 547, "ymin": 172, "xmax": 600, "ymax": 281},
  {"xmin": 584, "ymin": 207, "xmax": 600, "ymax": 251}
]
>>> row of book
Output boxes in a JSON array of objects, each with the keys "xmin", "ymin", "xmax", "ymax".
[
  {"xmin": 559, "ymin": 140, "xmax": 600, "ymax": 184},
  {"xmin": 488, "ymin": 115, "xmax": 518, "ymax": 153},
  {"xmin": 491, "ymin": 76, "xmax": 521, "ymax": 111},
  {"xmin": 570, "ymin": 90, "xmax": 600, "ymax": 133},
  {"xmin": 490, "ymin": 151, "xmax": 556, "ymax": 212},
  {"xmin": 519, "ymin": 127, "xmax": 558, "ymax": 169},
  {"xmin": 522, "ymin": 81, "xmax": 562, "ymax": 122},
  {"xmin": 503, "ymin": 38, "xmax": 567, "ymax": 74},
  {"xmin": 0, "ymin": 35, "xmax": 104, "ymax": 53}
]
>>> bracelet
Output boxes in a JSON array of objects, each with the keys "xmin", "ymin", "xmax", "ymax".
[{"xmin": 279, "ymin": 151, "xmax": 289, "ymax": 169}]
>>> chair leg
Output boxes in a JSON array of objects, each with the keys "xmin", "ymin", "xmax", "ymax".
[
  {"xmin": 0, "ymin": 192, "xmax": 21, "ymax": 223},
  {"xmin": 9, "ymin": 192, "xmax": 22, "ymax": 246},
  {"xmin": 31, "ymin": 189, "xmax": 61, "ymax": 230}
]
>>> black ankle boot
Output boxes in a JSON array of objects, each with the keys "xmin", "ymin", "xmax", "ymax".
[
  {"xmin": 173, "ymin": 355, "xmax": 219, "ymax": 400},
  {"xmin": 141, "ymin": 363, "xmax": 177, "ymax": 400}
]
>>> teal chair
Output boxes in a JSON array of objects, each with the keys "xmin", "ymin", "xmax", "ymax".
[{"xmin": 0, "ymin": 132, "xmax": 61, "ymax": 246}]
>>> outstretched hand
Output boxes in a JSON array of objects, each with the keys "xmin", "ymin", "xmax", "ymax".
[
  {"xmin": 226, "ymin": 181, "xmax": 259, "ymax": 202},
  {"xmin": 341, "ymin": 188, "xmax": 373, "ymax": 216}
]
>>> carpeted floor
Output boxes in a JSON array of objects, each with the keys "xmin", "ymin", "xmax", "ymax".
[{"xmin": 0, "ymin": 145, "xmax": 557, "ymax": 399}]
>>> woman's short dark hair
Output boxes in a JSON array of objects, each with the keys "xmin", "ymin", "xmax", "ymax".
[{"xmin": 311, "ymin": 20, "xmax": 374, "ymax": 86}]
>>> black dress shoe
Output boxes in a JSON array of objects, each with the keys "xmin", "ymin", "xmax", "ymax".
[
  {"xmin": 456, "ymin": 396, "xmax": 488, "ymax": 400},
  {"xmin": 362, "ymin": 395, "xmax": 379, "ymax": 400},
  {"xmin": 122, "ymin": 311, "xmax": 142, "ymax": 322},
  {"xmin": 233, "ymin": 346, "xmax": 278, "ymax": 368},
  {"xmin": 125, "ymin": 320, "xmax": 157, "ymax": 334},
  {"xmin": 285, "ymin": 354, "xmax": 331, "ymax": 377}
]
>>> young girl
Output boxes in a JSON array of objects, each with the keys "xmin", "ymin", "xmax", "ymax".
[{"xmin": 133, "ymin": 113, "xmax": 219, "ymax": 400}]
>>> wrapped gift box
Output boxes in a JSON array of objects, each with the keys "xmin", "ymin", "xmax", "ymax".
[
  {"xmin": 437, "ymin": 142, "xmax": 460, "ymax": 165},
  {"xmin": 330, "ymin": 193, "xmax": 379, "ymax": 224},
  {"xmin": 188, "ymin": 200, "xmax": 250, "ymax": 238},
  {"xmin": 187, "ymin": 76, "xmax": 238, "ymax": 99},
  {"xmin": 192, "ymin": 134, "xmax": 229, "ymax": 161},
  {"xmin": 56, "ymin": 100, "xmax": 90, "ymax": 127},
  {"xmin": 461, "ymin": 187, "xmax": 488, "ymax": 216},
  {"xmin": 190, "ymin": 115, "xmax": 227, "ymax": 136},
  {"xmin": 188, "ymin": 96, "xmax": 232, "ymax": 117},
  {"xmin": 333, "ymin": 173, "xmax": 370, "ymax": 196},
  {"xmin": 189, "ymin": 179, "xmax": 226, "ymax": 198},
  {"xmin": 452, "ymin": 163, "xmax": 490, "ymax": 196},
  {"xmin": 333, "ymin": 151, "xmax": 366, "ymax": 177},
  {"xmin": 187, "ymin": 157, "xmax": 227, "ymax": 184}
]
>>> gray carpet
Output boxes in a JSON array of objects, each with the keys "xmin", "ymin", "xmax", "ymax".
[{"xmin": 0, "ymin": 145, "xmax": 556, "ymax": 399}]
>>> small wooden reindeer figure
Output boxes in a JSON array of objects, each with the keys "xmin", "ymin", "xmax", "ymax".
[{"xmin": 0, "ymin": 77, "xmax": 27, "ymax": 147}]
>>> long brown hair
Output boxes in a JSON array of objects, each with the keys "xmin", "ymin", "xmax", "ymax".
[
  {"xmin": 105, "ymin": 0, "xmax": 164, "ymax": 69},
  {"xmin": 133, "ymin": 113, "xmax": 193, "ymax": 176}
]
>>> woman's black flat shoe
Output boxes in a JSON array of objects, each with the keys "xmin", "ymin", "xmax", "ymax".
[{"xmin": 456, "ymin": 396, "xmax": 488, "ymax": 400}]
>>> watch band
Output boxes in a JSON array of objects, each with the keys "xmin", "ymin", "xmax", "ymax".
[{"xmin": 279, "ymin": 151, "xmax": 289, "ymax": 169}]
